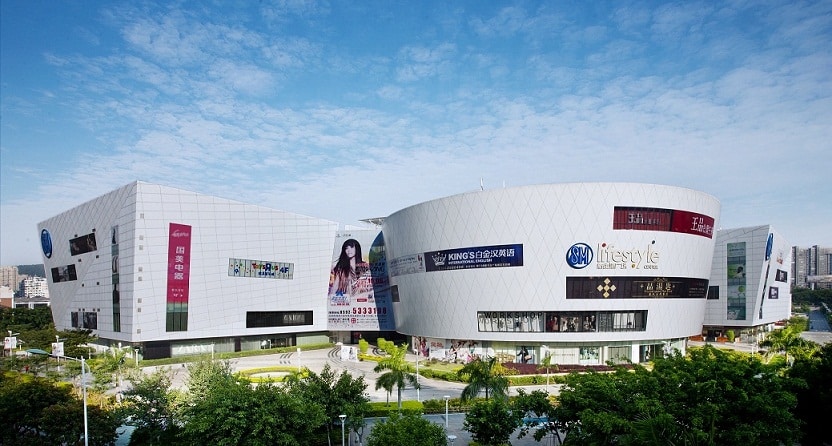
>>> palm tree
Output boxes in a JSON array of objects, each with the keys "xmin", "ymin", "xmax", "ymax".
[
  {"xmin": 458, "ymin": 356, "xmax": 509, "ymax": 402},
  {"xmin": 537, "ymin": 351, "xmax": 558, "ymax": 393},
  {"xmin": 373, "ymin": 343, "xmax": 419, "ymax": 409},
  {"xmin": 760, "ymin": 327, "xmax": 819, "ymax": 365}
]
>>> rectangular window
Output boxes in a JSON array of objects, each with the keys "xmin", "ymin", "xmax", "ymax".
[
  {"xmin": 608, "ymin": 346, "xmax": 631, "ymax": 363},
  {"xmin": 480, "ymin": 310, "xmax": 645, "ymax": 332},
  {"xmin": 707, "ymin": 285, "xmax": 719, "ymax": 300}
]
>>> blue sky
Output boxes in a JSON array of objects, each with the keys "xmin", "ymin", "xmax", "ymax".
[{"xmin": 1, "ymin": 0, "xmax": 830, "ymax": 265}]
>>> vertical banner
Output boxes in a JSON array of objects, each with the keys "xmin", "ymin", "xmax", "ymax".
[
  {"xmin": 726, "ymin": 242, "xmax": 746, "ymax": 320},
  {"xmin": 166, "ymin": 223, "xmax": 192, "ymax": 331}
]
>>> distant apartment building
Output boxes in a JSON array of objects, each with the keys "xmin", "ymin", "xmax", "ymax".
[
  {"xmin": 13, "ymin": 296, "xmax": 51, "ymax": 309},
  {"xmin": 0, "ymin": 266, "xmax": 20, "ymax": 293},
  {"xmin": 0, "ymin": 286, "xmax": 14, "ymax": 308},
  {"xmin": 22, "ymin": 276, "xmax": 49, "ymax": 298},
  {"xmin": 791, "ymin": 245, "xmax": 832, "ymax": 290}
]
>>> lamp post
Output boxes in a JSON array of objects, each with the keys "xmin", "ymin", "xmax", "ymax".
[
  {"xmin": 28, "ymin": 350, "xmax": 89, "ymax": 446},
  {"xmin": 444, "ymin": 395, "xmax": 450, "ymax": 430},
  {"xmin": 415, "ymin": 350, "xmax": 420, "ymax": 402},
  {"xmin": 339, "ymin": 414, "xmax": 346, "ymax": 446},
  {"xmin": 80, "ymin": 356, "xmax": 89, "ymax": 446}
]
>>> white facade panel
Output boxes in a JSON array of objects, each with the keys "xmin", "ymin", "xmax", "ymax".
[
  {"xmin": 384, "ymin": 183, "xmax": 721, "ymax": 351},
  {"xmin": 39, "ymin": 182, "xmax": 337, "ymax": 350}
]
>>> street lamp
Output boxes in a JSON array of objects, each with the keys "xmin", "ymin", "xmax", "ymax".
[
  {"xmin": 339, "ymin": 414, "xmax": 346, "ymax": 446},
  {"xmin": 444, "ymin": 395, "xmax": 450, "ymax": 430},
  {"xmin": 415, "ymin": 349, "xmax": 420, "ymax": 402},
  {"xmin": 28, "ymin": 350, "xmax": 89, "ymax": 446}
]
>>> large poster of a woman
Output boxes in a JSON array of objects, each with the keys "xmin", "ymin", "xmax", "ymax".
[
  {"xmin": 327, "ymin": 231, "xmax": 394, "ymax": 331},
  {"xmin": 329, "ymin": 238, "xmax": 374, "ymax": 306}
]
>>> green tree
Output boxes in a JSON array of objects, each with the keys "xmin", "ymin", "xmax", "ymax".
[
  {"xmin": 463, "ymin": 397, "xmax": 521, "ymax": 446},
  {"xmin": 0, "ymin": 373, "xmax": 120, "ymax": 446},
  {"xmin": 0, "ymin": 306, "xmax": 54, "ymax": 332},
  {"xmin": 537, "ymin": 351, "xmax": 558, "ymax": 392},
  {"xmin": 57, "ymin": 329, "xmax": 97, "ymax": 359},
  {"xmin": 760, "ymin": 325, "xmax": 818, "ymax": 364},
  {"xmin": 373, "ymin": 343, "xmax": 419, "ymax": 409},
  {"xmin": 458, "ymin": 356, "xmax": 509, "ymax": 402},
  {"xmin": 180, "ymin": 380, "xmax": 325, "ymax": 446},
  {"xmin": 121, "ymin": 368, "xmax": 180, "ymax": 445},
  {"xmin": 181, "ymin": 358, "xmax": 236, "ymax": 406},
  {"xmin": 513, "ymin": 389, "xmax": 558, "ymax": 443},
  {"xmin": 366, "ymin": 411, "xmax": 447, "ymax": 446},
  {"xmin": 788, "ymin": 342, "xmax": 832, "ymax": 446},
  {"xmin": 554, "ymin": 346, "xmax": 800, "ymax": 446},
  {"xmin": 89, "ymin": 346, "xmax": 131, "ymax": 393},
  {"xmin": 285, "ymin": 363, "xmax": 370, "ymax": 445}
]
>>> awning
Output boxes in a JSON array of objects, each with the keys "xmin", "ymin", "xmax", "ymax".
[{"xmin": 25, "ymin": 348, "xmax": 51, "ymax": 356}]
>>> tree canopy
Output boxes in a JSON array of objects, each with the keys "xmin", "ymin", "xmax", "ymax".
[
  {"xmin": 285, "ymin": 363, "xmax": 370, "ymax": 445},
  {"xmin": 366, "ymin": 411, "xmax": 447, "ymax": 446},
  {"xmin": 458, "ymin": 356, "xmax": 509, "ymax": 402},
  {"xmin": 554, "ymin": 345, "xmax": 800, "ymax": 446},
  {"xmin": 0, "ymin": 373, "xmax": 120, "ymax": 446}
]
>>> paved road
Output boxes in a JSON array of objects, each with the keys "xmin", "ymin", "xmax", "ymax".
[
  {"xmin": 802, "ymin": 309, "xmax": 832, "ymax": 345},
  {"xmin": 146, "ymin": 346, "xmax": 562, "ymax": 445}
]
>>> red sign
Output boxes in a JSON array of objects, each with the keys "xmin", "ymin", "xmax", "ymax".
[
  {"xmin": 166, "ymin": 223, "xmax": 192, "ymax": 304},
  {"xmin": 613, "ymin": 207, "xmax": 672, "ymax": 231},
  {"xmin": 614, "ymin": 207, "xmax": 714, "ymax": 239},
  {"xmin": 670, "ymin": 210, "xmax": 715, "ymax": 238}
]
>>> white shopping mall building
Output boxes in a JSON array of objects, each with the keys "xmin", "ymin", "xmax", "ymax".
[{"xmin": 38, "ymin": 181, "xmax": 790, "ymax": 362}]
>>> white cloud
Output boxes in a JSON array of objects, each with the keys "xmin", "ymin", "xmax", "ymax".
[{"xmin": 2, "ymin": 0, "xmax": 831, "ymax": 265}]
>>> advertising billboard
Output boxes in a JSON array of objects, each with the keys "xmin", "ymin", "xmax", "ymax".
[{"xmin": 327, "ymin": 230, "xmax": 394, "ymax": 331}]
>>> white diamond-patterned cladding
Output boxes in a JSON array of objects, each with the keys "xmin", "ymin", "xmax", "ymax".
[
  {"xmin": 39, "ymin": 181, "xmax": 338, "ymax": 343},
  {"xmin": 384, "ymin": 183, "xmax": 721, "ymax": 343}
]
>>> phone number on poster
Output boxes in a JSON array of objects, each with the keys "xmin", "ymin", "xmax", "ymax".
[{"xmin": 353, "ymin": 307, "xmax": 388, "ymax": 315}]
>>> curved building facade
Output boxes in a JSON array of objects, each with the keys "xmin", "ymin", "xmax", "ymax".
[{"xmin": 383, "ymin": 183, "xmax": 720, "ymax": 364}]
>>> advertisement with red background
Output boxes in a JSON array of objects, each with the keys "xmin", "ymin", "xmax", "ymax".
[
  {"xmin": 614, "ymin": 207, "xmax": 714, "ymax": 239},
  {"xmin": 166, "ymin": 223, "xmax": 192, "ymax": 304}
]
